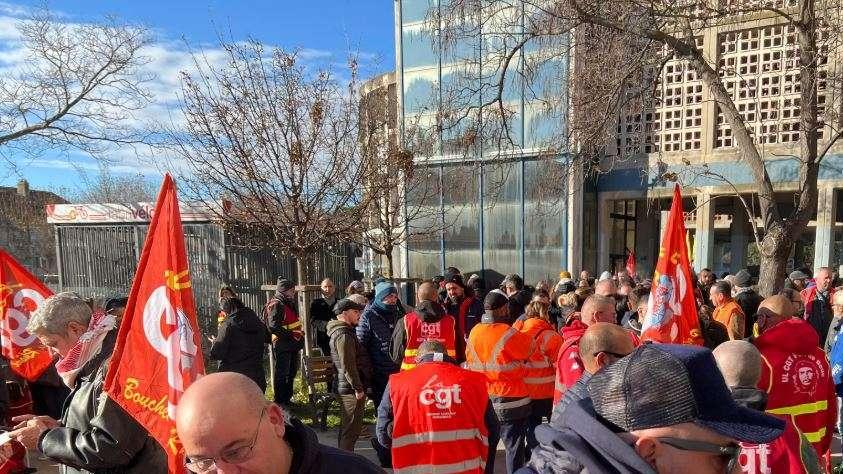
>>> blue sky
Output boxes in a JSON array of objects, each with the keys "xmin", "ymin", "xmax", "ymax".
[{"xmin": 0, "ymin": 0, "xmax": 396, "ymax": 195}]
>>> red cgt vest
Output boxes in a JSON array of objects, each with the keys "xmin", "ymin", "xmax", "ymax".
[
  {"xmin": 389, "ymin": 361, "xmax": 489, "ymax": 474},
  {"xmin": 401, "ymin": 312, "xmax": 457, "ymax": 371}
]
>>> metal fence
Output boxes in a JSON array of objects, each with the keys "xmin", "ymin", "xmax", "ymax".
[{"xmin": 55, "ymin": 223, "xmax": 357, "ymax": 335}]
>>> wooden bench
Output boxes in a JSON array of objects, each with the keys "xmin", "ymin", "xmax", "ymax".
[{"xmin": 299, "ymin": 354, "xmax": 339, "ymax": 431}]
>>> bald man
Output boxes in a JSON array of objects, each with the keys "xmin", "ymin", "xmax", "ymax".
[
  {"xmin": 310, "ymin": 278, "xmax": 338, "ymax": 355},
  {"xmin": 552, "ymin": 323, "xmax": 634, "ymax": 421},
  {"xmin": 752, "ymin": 295, "xmax": 837, "ymax": 459},
  {"xmin": 177, "ymin": 372, "xmax": 382, "ymax": 474},
  {"xmin": 594, "ymin": 280, "xmax": 616, "ymax": 298},
  {"xmin": 802, "ymin": 267, "xmax": 835, "ymax": 346},
  {"xmin": 554, "ymin": 295, "xmax": 630, "ymax": 404},
  {"xmin": 714, "ymin": 341, "xmax": 822, "ymax": 473}
]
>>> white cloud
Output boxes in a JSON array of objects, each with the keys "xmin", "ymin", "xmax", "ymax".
[{"xmin": 0, "ymin": 1, "xmax": 381, "ymax": 183}]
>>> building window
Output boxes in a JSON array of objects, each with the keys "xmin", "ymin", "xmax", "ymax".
[{"xmin": 609, "ymin": 200, "xmax": 637, "ymax": 273}]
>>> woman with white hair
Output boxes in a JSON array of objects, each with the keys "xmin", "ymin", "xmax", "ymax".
[{"xmin": 1, "ymin": 292, "xmax": 165, "ymax": 473}]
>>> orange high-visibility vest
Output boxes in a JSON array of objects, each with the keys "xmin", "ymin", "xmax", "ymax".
[
  {"xmin": 389, "ymin": 361, "xmax": 490, "ymax": 474},
  {"xmin": 519, "ymin": 318, "xmax": 562, "ymax": 400},
  {"xmin": 465, "ymin": 322, "xmax": 535, "ymax": 420},
  {"xmin": 401, "ymin": 312, "xmax": 457, "ymax": 371}
]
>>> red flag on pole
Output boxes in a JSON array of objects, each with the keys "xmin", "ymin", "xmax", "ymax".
[
  {"xmin": 103, "ymin": 175, "xmax": 205, "ymax": 474},
  {"xmin": 0, "ymin": 250, "xmax": 55, "ymax": 381},
  {"xmin": 625, "ymin": 248, "xmax": 636, "ymax": 277},
  {"xmin": 640, "ymin": 184, "xmax": 703, "ymax": 345}
]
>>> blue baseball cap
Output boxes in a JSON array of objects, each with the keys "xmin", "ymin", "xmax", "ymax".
[{"xmin": 587, "ymin": 343, "xmax": 785, "ymax": 444}]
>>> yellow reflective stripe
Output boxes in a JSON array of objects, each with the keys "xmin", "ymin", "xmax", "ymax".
[
  {"xmin": 392, "ymin": 428, "xmax": 488, "ymax": 449},
  {"xmin": 802, "ymin": 427, "xmax": 826, "ymax": 444},
  {"xmin": 767, "ymin": 400, "xmax": 828, "ymax": 417},
  {"xmin": 283, "ymin": 321, "xmax": 302, "ymax": 330},
  {"xmin": 401, "ymin": 362, "xmax": 416, "ymax": 370},
  {"xmin": 405, "ymin": 349, "xmax": 455, "ymax": 357}
]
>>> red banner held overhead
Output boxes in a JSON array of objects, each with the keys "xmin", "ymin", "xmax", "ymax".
[
  {"xmin": 0, "ymin": 250, "xmax": 55, "ymax": 382},
  {"xmin": 640, "ymin": 185, "xmax": 704, "ymax": 346},
  {"xmin": 103, "ymin": 174, "xmax": 205, "ymax": 474}
]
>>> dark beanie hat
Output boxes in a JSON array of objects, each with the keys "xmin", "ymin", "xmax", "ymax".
[
  {"xmin": 484, "ymin": 291, "xmax": 508, "ymax": 311},
  {"xmin": 445, "ymin": 273, "xmax": 466, "ymax": 289},
  {"xmin": 276, "ymin": 277, "xmax": 295, "ymax": 295}
]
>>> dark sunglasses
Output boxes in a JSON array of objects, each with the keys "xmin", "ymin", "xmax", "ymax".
[
  {"xmin": 657, "ymin": 437, "xmax": 741, "ymax": 472},
  {"xmin": 592, "ymin": 350, "xmax": 631, "ymax": 359}
]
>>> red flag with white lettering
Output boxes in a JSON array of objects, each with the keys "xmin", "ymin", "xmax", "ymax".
[
  {"xmin": 640, "ymin": 185, "xmax": 703, "ymax": 345},
  {"xmin": 103, "ymin": 174, "xmax": 205, "ymax": 473},
  {"xmin": 0, "ymin": 250, "xmax": 55, "ymax": 381}
]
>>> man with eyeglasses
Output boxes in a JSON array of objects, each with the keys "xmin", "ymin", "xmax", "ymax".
[
  {"xmin": 517, "ymin": 344, "xmax": 784, "ymax": 474},
  {"xmin": 552, "ymin": 322, "xmax": 634, "ymax": 420},
  {"xmin": 176, "ymin": 372, "xmax": 382, "ymax": 474}
]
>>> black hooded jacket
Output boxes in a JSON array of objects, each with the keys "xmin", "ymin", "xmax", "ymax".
[
  {"xmin": 210, "ymin": 307, "xmax": 271, "ymax": 388},
  {"xmin": 287, "ymin": 417, "xmax": 383, "ymax": 473}
]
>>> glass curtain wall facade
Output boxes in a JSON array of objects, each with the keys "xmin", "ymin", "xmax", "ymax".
[{"xmin": 398, "ymin": 0, "xmax": 571, "ymax": 287}]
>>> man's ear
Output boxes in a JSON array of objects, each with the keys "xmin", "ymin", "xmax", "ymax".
[
  {"xmin": 594, "ymin": 352, "xmax": 608, "ymax": 371},
  {"xmin": 633, "ymin": 437, "xmax": 659, "ymax": 468},
  {"xmin": 267, "ymin": 404, "xmax": 287, "ymax": 438}
]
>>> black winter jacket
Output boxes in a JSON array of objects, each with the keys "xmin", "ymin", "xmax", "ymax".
[
  {"xmin": 37, "ymin": 330, "xmax": 167, "ymax": 474},
  {"xmin": 287, "ymin": 417, "xmax": 384, "ymax": 473},
  {"xmin": 356, "ymin": 304, "xmax": 400, "ymax": 379},
  {"xmin": 328, "ymin": 320, "xmax": 373, "ymax": 395},
  {"xmin": 209, "ymin": 306, "xmax": 270, "ymax": 389},
  {"xmin": 310, "ymin": 296, "xmax": 336, "ymax": 353},
  {"xmin": 735, "ymin": 288, "xmax": 763, "ymax": 337}
]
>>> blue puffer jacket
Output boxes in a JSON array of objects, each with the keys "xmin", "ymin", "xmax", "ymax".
[{"xmin": 356, "ymin": 303, "xmax": 400, "ymax": 378}]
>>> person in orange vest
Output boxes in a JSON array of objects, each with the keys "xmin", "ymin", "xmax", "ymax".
[
  {"xmin": 466, "ymin": 291, "xmax": 535, "ymax": 474},
  {"xmin": 713, "ymin": 340, "xmax": 822, "ymax": 474},
  {"xmin": 710, "ymin": 280, "xmax": 746, "ymax": 340},
  {"xmin": 753, "ymin": 294, "xmax": 837, "ymax": 462},
  {"xmin": 517, "ymin": 299, "xmax": 562, "ymax": 460},
  {"xmin": 265, "ymin": 277, "xmax": 304, "ymax": 407},
  {"xmin": 391, "ymin": 281, "xmax": 457, "ymax": 370},
  {"xmin": 376, "ymin": 340, "xmax": 496, "ymax": 474}
]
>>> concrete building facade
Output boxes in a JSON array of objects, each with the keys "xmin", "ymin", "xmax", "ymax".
[{"xmin": 391, "ymin": 0, "xmax": 842, "ymax": 282}]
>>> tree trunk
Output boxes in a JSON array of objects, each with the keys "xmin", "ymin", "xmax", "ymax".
[
  {"xmin": 295, "ymin": 256, "xmax": 314, "ymax": 356},
  {"xmin": 385, "ymin": 245, "xmax": 395, "ymax": 279},
  {"xmin": 757, "ymin": 226, "xmax": 793, "ymax": 297}
]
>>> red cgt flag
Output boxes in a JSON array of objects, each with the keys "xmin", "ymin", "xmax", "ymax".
[
  {"xmin": 640, "ymin": 184, "xmax": 703, "ymax": 345},
  {"xmin": 0, "ymin": 250, "xmax": 55, "ymax": 381},
  {"xmin": 104, "ymin": 175, "xmax": 205, "ymax": 474}
]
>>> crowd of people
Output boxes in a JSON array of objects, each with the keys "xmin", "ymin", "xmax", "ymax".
[{"xmin": 2, "ymin": 263, "xmax": 842, "ymax": 473}]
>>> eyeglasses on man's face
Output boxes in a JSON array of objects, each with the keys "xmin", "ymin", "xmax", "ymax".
[
  {"xmin": 185, "ymin": 406, "xmax": 267, "ymax": 473},
  {"xmin": 657, "ymin": 436, "xmax": 741, "ymax": 473}
]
